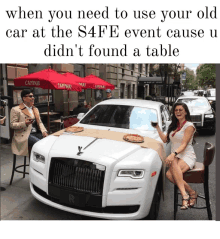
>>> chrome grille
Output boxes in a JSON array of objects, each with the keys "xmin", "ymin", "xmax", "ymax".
[
  {"xmin": 191, "ymin": 115, "xmax": 202, "ymax": 123},
  {"xmin": 49, "ymin": 158, "xmax": 105, "ymax": 195}
]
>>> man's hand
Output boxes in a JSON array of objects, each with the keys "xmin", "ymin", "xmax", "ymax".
[
  {"xmin": 25, "ymin": 118, "xmax": 33, "ymax": 126},
  {"xmin": 0, "ymin": 116, "xmax": 6, "ymax": 125},
  {"xmin": 42, "ymin": 131, "xmax": 48, "ymax": 137}
]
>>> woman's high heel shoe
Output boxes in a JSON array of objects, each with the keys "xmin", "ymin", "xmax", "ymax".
[
  {"xmin": 181, "ymin": 194, "xmax": 189, "ymax": 210},
  {"xmin": 189, "ymin": 191, "xmax": 198, "ymax": 208}
]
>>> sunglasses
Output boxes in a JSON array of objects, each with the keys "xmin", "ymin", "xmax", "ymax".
[
  {"xmin": 25, "ymin": 95, "xmax": 34, "ymax": 98},
  {"xmin": 175, "ymin": 109, "xmax": 184, "ymax": 112}
]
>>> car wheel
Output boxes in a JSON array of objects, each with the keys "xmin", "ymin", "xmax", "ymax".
[{"xmin": 144, "ymin": 170, "xmax": 162, "ymax": 220}]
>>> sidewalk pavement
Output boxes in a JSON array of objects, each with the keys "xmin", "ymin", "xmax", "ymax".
[{"xmin": 1, "ymin": 143, "xmax": 32, "ymax": 220}]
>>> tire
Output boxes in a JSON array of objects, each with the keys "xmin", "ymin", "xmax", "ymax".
[{"xmin": 144, "ymin": 171, "xmax": 162, "ymax": 220}]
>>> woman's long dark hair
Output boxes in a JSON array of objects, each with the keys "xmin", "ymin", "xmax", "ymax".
[{"xmin": 167, "ymin": 102, "xmax": 195, "ymax": 144}]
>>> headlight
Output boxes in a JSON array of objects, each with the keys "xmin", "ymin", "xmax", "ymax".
[
  {"xmin": 205, "ymin": 109, "xmax": 212, "ymax": 114},
  {"xmin": 118, "ymin": 170, "xmax": 144, "ymax": 179},
  {"xmin": 33, "ymin": 152, "xmax": 45, "ymax": 163},
  {"xmin": 205, "ymin": 114, "xmax": 214, "ymax": 118}
]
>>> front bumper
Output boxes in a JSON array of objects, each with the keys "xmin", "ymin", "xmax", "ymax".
[
  {"xmin": 203, "ymin": 118, "xmax": 215, "ymax": 129},
  {"xmin": 30, "ymin": 164, "xmax": 157, "ymax": 220},
  {"xmin": 31, "ymin": 183, "xmax": 140, "ymax": 215},
  {"xmin": 191, "ymin": 115, "xmax": 215, "ymax": 129},
  {"xmin": 195, "ymin": 118, "xmax": 215, "ymax": 130}
]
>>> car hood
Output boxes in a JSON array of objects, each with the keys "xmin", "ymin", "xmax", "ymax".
[
  {"xmin": 207, "ymin": 96, "xmax": 216, "ymax": 101},
  {"xmin": 49, "ymin": 130, "xmax": 159, "ymax": 162},
  {"xmin": 188, "ymin": 106, "xmax": 210, "ymax": 114}
]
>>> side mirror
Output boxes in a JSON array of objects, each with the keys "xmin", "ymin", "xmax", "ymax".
[{"xmin": 77, "ymin": 113, "xmax": 85, "ymax": 120}]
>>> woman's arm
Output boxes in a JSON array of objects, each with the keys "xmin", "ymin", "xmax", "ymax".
[
  {"xmin": 165, "ymin": 126, "xmax": 195, "ymax": 166},
  {"xmin": 155, "ymin": 124, "xmax": 168, "ymax": 143}
]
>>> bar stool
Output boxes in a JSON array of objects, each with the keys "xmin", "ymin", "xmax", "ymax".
[
  {"xmin": 174, "ymin": 142, "xmax": 215, "ymax": 220},
  {"xmin": 9, "ymin": 147, "xmax": 31, "ymax": 185}
]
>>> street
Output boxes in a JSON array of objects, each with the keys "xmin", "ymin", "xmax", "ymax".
[{"xmin": 1, "ymin": 130, "xmax": 216, "ymax": 220}]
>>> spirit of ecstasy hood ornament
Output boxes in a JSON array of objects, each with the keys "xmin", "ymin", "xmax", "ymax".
[{"xmin": 77, "ymin": 146, "xmax": 83, "ymax": 156}]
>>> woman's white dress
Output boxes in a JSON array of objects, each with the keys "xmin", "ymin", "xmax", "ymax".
[{"xmin": 170, "ymin": 121, "xmax": 196, "ymax": 169}]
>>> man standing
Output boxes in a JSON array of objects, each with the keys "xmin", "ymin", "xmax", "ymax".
[
  {"xmin": 10, "ymin": 89, "xmax": 48, "ymax": 156},
  {"xmin": 103, "ymin": 89, "xmax": 115, "ymax": 101}
]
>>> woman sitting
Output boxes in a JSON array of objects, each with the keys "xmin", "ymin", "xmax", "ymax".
[{"xmin": 152, "ymin": 102, "xmax": 198, "ymax": 210}]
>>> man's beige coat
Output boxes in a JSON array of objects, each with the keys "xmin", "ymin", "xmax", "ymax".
[{"xmin": 10, "ymin": 103, "xmax": 47, "ymax": 156}]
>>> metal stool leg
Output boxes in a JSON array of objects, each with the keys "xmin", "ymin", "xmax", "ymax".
[
  {"xmin": 204, "ymin": 168, "xmax": 212, "ymax": 220},
  {"xmin": 174, "ymin": 184, "xmax": 178, "ymax": 220},
  {"xmin": 10, "ymin": 154, "xmax": 16, "ymax": 185},
  {"xmin": 23, "ymin": 156, "xmax": 26, "ymax": 178},
  {"xmin": 28, "ymin": 146, "xmax": 31, "ymax": 162}
]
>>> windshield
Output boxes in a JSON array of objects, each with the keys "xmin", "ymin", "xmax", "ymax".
[
  {"xmin": 182, "ymin": 91, "xmax": 194, "ymax": 96},
  {"xmin": 80, "ymin": 104, "xmax": 158, "ymax": 130},
  {"xmin": 177, "ymin": 98, "xmax": 209, "ymax": 107},
  {"xmin": 207, "ymin": 89, "xmax": 216, "ymax": 97},
  {"xmin": 197, "ymin": 91, "xmax": 204, "ymax": 96}
]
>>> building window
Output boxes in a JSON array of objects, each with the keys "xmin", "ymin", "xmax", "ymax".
[
  {"xmin": 34, "ymin": 88, "xmax": 53, "ymax": 105},
  {"xmin": 158, "ymin": 85, "xmax": 163, "ymax": 96},
  {"xmin": 145, "ymin": 64, "xmax": 148, "ymax": 75},
  {"xmin": 74, "ymin": 64, "xmax": 85, "ymax": 77},
  {"xmin": 122, "ymin": 69, "xmax": 125, "ymax": 78},
  {"xmin": 132, "ymin": 84, "xmax": 135, "ymax": 99},
  {"xmin": 120, "ymin": 64, "xmax": 125, "ymax": 68},
  {"xmin": 129, "ymin": 64, "xmax": 135, "ymax": 71},
  {"xmin": 138, "ymin": 64, "xmax": 143, "ymax": 73},
  {"xmin": 127, "ymin": 84, "xmax": 131, "ymax": 99},
  {"xmin": 120, "ymin": 83, "xmax": 125, "ymax": 98},
  {"xmin": 99, "ymin": 72, "xmax": 105, "ymax": 79},
  {"xmin": 95, "ymin": 90, "xmax": 103, "ymax": 100}
]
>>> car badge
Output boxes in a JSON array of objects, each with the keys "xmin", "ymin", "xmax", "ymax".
[{"xmin": 77, "ymin": 146, "xmax": 83, "ymax": 156}]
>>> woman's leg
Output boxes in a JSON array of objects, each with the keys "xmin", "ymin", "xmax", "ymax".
[
  {"xmin": 167, "ymin": 158, "xmax": 190, "ymax": 209},
  {"xmin": 166, "ymin": 158, "xmax": 195, "ymax": 195},
  {"xmin": 168, "ymin": 157, "xmax": 188, "ymax": 197}
]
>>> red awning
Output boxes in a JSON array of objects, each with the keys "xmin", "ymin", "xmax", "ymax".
[
  {"xmin": 84, "ymin": 74, "xmax": 115, "ymax": 90},
  {"xmin": 63, "ymin": 72, "xmax": 95, "ymax": 89},
  {"xmin": 14, "ymin": 69, "xmax": 82, "ymax": 92}
]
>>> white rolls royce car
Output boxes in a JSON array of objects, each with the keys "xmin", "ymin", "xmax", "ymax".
[
  {"xmin": 175, "ymin": 96, "xmax": 216, "ymax": 134},
  {"xmin": 30, "ymin": 99, "xmax": 171, "ymax": 220}
]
